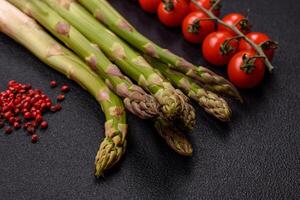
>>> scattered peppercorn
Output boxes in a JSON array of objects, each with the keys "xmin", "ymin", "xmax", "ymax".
[
  {"xmin": 50, "ymin": 104, "xmax": 62, "ymax": 113},
  {"xmin": 55, "ymin": 104, "xmax": 62, "ymax": 111},
  {"xmin": 23, "ymin": 122, "xmax": 30, "ymax": 130},
  {"xmin": 24, "ymin": 112, "xmax": 32, "ymax": 119},
  {"xmin": 0, "ymin": 80, "xmax": 69, "ymax": 143},
  {"xmin": 56, "ymin": 94, "xmax": 65, "ymax": 102},
  {"xmin": 50, "ymin": 80, "xmax": 58, "ymax": 88},
  {"xmin": 31, "ymin": 134, "xmax": 39, "ymax": 143},
  {"xmin": 30, "ymin": 121, "xmax": 38, "ymax": 129},
  {"xmin": 35, "ymin": 115, "xmax": 43, "ymax": 124},
  {"xmin": 40, "ymin": 121, "xmax": 48, "ymax": 129},
  {"xmin": 50, "ymin": 105, "xmax": 57, "ymax": 112},
  {"xmin": 61, "ymin": 84, "xmax": 69, "ymax": 93},
  {"xmin": 9, "ymin": 117, "xmax": 15, "ymax": 125},
  {"xmin": 5, "ymin": 127, "xmax": 13, "ymax": 134},
  {"xmin": 13, "ymin": 122, "xmax": 21, "ymax": 129},
  {"xmin": 27, "ymin": 125, "xmax": 36, "ymax": 135},
  {"xmin": 4, "ymin": 111, "xmax": 13, "ymax": 120}
]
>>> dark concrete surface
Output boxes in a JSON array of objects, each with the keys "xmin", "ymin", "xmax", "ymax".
[{"xmin": 0, "ymin": 0, "xmax": 299, "ymax": 199}]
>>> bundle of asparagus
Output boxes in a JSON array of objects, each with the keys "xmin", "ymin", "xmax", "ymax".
[
  {"xmin": 78, "ymin": 0, "xmax": 242, "ymax": 102},
  {"xmin": 41, "ymin": 0, "xmax": 229, "ymax": 122},
  {"xmin": 2, "ymin": 0, "xmax": 242, "ymax": 177},
  {"xmin": 51, "ymin": 0, "xmax": 194, "ymax": 127},
  {"xmin": 42, "ymin": 0, "xmax": 195, "ymax": 130},
  {"xmin": 9, "ymin": 0, "xmax": 194, "ymax": 154}
]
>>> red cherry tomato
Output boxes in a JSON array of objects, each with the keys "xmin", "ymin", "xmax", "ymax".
[
  {"xmin": 239, "ymin": 32, "xmax": 278, "ymax": 61},
  {"xmin": 189, "ymin": 0, "xmax": 221, "ymax": 17},
  {"xmin": 182, "ymin": 11, "xmax": 215, "ymax": 43},
  {"xmin": 228, "ymin": 50, "xmax": 265, "ymax": 88},
  {"xmin": 139, "ymin": 0, "xmax": 161, "ymax": 13},
  {"xmin": 157, "ymin": 0, "xmax": 190, "ymax": 27},
  {"xmin": 218, "ymin": 13, "xmax": 251, "ymax": 35},
  {"xmin": 202, "ymin": 31, "xmax": 239, "ymax": 66}
]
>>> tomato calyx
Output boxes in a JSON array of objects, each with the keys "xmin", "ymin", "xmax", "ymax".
[
  {"xmin": 260, "ymin": 40, "xmax": 278, "ymax": 51},
  {"xmin": 220, "ymin": 36, "xmax": 241, "ymax": 55},
  {"xmin": 240, "ymin": 54, "xmax": 265, "ymax": 74},
  {"xmin": 162, "ymin": 0, "xmax": 175, "ymax": 11},
  {"xmin": 187, "ymin": 19, "xmax": 201, "ymax": 34},
  {"xmin": 187, "ymin": 18, "xmax": 215, "ymax": 34},
  {"xmin": 238, "ymin": 18, "xmax": 251, "ymax": 33}
]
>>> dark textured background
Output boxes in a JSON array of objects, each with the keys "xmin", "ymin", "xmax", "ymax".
[{"xmin": 0, "ymin": 0, "xmax": 299, "ymax": 199}]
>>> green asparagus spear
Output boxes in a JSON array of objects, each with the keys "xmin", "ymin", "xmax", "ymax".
[
  {"xmin": 146, "ymin": 56, "xmax": 231, "ymax": 121},
  {"xmin": 0, "ymin": 0, "xmax": 127, "ymax": 177},
  {"xmin": 7, "ymin": 0, "xmax": 194, "ymax": 156},
  {"xmin": 78, "ymin": 0, "xmax": 242, "ymax": 102},
  {"xmin": 43, "ymin": 0, "xmax": 195, "ymax": 129}
]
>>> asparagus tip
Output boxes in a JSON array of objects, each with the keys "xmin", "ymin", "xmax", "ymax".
[
  {"xmin": 155, "ymin": 119, "xmax": 193, "ymax": 156},
  {"xmin": 94, "ymin": 136, "xmax": 126, "ymax": 177}
]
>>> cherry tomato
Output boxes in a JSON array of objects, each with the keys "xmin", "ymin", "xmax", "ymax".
[
  {"xmin": 228, "ymin": 50, "xmax": 265, "ymax": 88},
  {"xmin": 182, "ymin": 11, "xmax": 215, "ymax": 43},
  {"xmin": 189, "ymin": 0, "xmax": 221, "ymax": 17},
  {"xmin": 218, "ymin": 13, "xmax": 251, "ymax": 35},
  {"xmin": 157, "ymin": 0, "xmax": 190, "ymax": 27},
  {"xmin": 239, "ymin": 32, "xmax": 278, "ymax": 61},
  {"xmin": 202, "ymin": 31, "xmax": 239, "ymax": 66},
  {"xmin": 139, "ymin": 0, "xmax": 161, "ymax": 13}
]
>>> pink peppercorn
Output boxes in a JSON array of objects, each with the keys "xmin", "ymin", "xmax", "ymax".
[{"xmin": 50, "ymin": 81, "xmax": 57, "ymax": 88}]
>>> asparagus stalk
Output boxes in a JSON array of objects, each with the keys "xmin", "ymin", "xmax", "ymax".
[
  {"xmin": 43, "ymin": 0, "xmax": 195, "ymax": 129},
  {"xmin": 146, "ymin": 56, "xmax": 231, "ymax": 121},
  {"xmin": 0, "ymin": 0, "xmax": 127, "ymax": 177},
  {"xmin": 6, "ymin": 0, "xmax": 194, "ymax": 156},
  {"xmin": 78, "ymin": 0, "xmax": 242, "ymax": 102}
]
